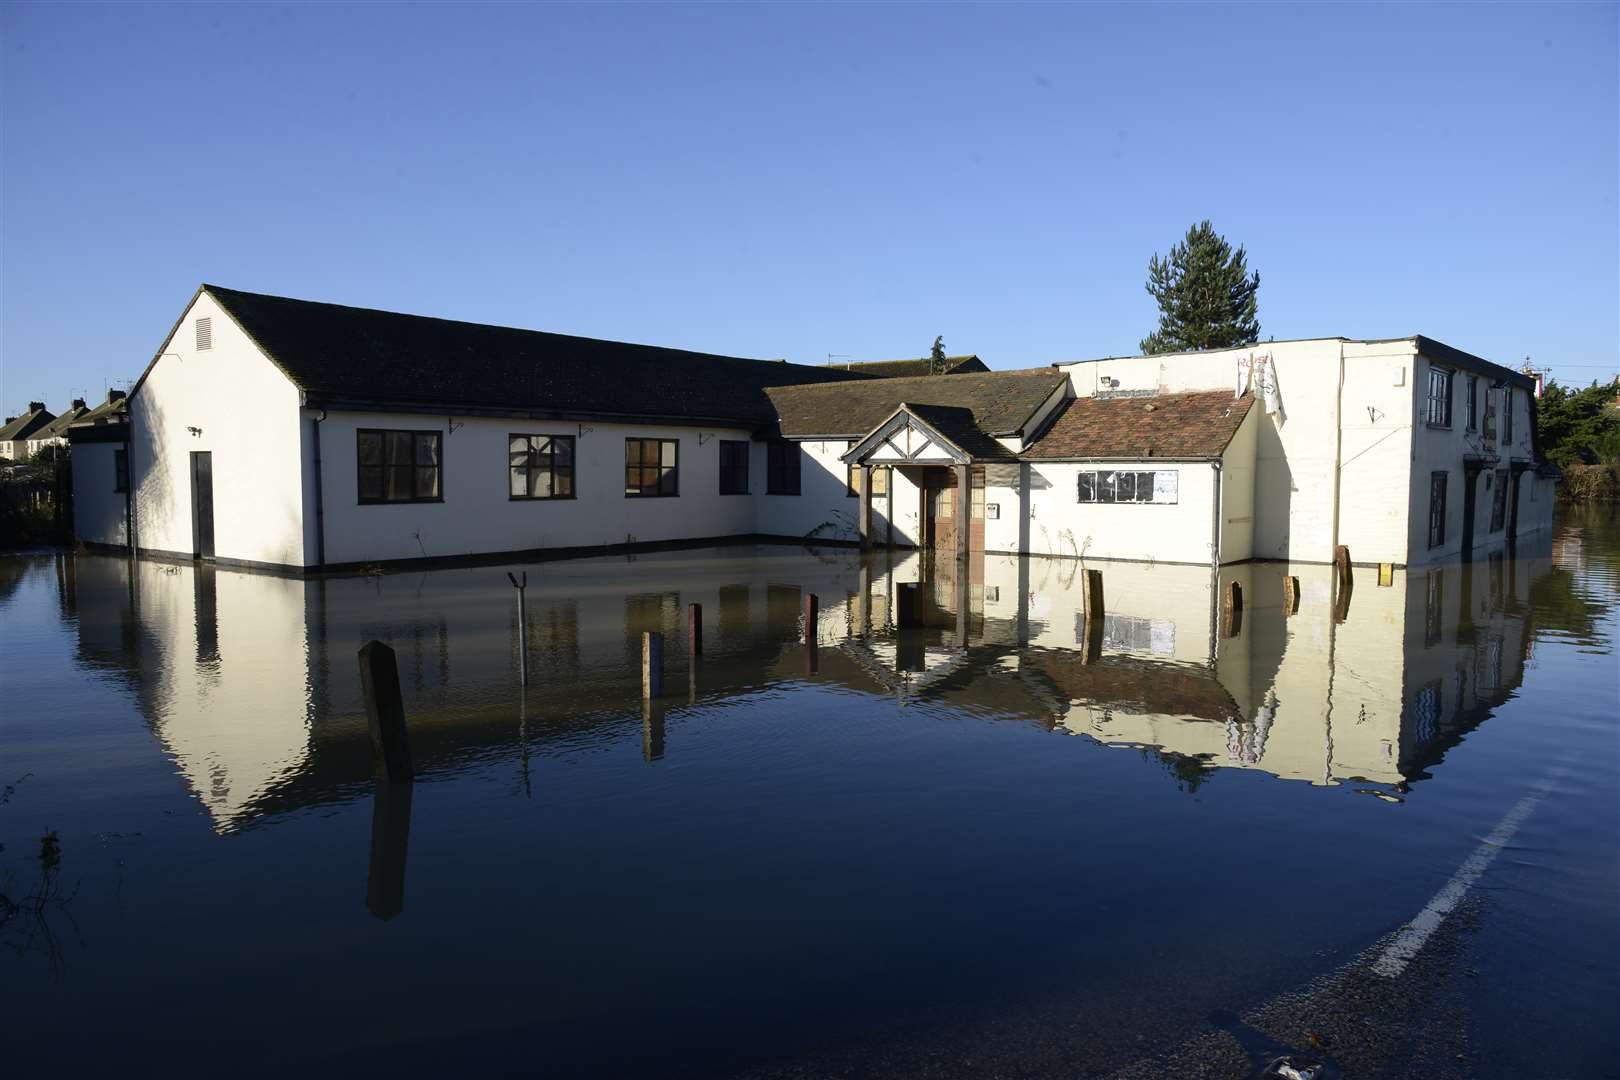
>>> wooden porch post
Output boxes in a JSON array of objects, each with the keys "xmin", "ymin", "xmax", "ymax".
[
  {"xmin": 954, "ymin": 463, "xmax": 970, "ymax": 562},
  {"xmin": 858, "ymin": 464, "xmax": 873, "ymax": 550}
]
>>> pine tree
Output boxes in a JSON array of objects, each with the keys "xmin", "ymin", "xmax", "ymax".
[
  {"xmin": 1139, "ymin": 221, "xmax": 1261, "ymax": 355},
  {"xmin": 928, "ymin": 335, "xmax": 948, "ymax": 375}
]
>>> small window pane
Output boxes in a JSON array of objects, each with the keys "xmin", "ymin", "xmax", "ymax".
[
  {"xmin": 661, "ymin": 441, "xmax": 677, "ymax": 468},
  {"xmin": 1097, "ymin": 471, "xmax": 1116, "ymax": 503},
  {"xmin": 510, "ymin": 468, "xmax": 527, "ymax": 497},
  {"xmin": 1078, "ymin": 472, "xmax": 1095, "ymax": 502},
  {"xmin": 360, "ymin": 468, "xmax": 383, "ymax": 501},
  {"xmin": 358, "ymin": 432, "xmax": 383, "ymax": 466},
  {"xmin": 1135, "ymin": 472, "xmax": 1154, "ymax": 502},
  {"xmin": 530, "ymin": 470, "xmax": 551, "ymax": 498},
  {"xmin": 387, "ymin": 432, "xmax": 413, "ymax": 465},
  {"xmin": 1116, "ymin": 472, "xmax": 1135, "ymax": 502},
  {"xmin": 386, "ymin": 465, "xmax": 412, "ymax": 500}
]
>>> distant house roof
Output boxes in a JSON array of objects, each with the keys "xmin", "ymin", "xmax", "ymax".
[
  {"xmin": 35, "ymin": 402, "xmax": 91, "ymax": 441},
  {"xmin": 1024, "ymin": 390, "xmax": 1255, "ymax": 460},
  {"xmin": 66, "ymin": 392, "xmax": 129, "ymax": 443},
  {"xmin": 766, "ymin": 368, "xmax": 1067, "ymax": 439},
  {"xmin": 827, "ymin": 355, "xmax": 990, "ymax": 378},
  {"xmin": 0, "ymin": 406, "xmax": 56, "ymax": 444},
  {"xmin": 137, "ymin": 285, "xmax": 880, "ymax": 427}
]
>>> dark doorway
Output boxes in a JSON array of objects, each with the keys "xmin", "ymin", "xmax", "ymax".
[
  {"xmin": 189, "ymin": 451, "xmax": 215, "ymax": 559},
  {"xmin": 1460, "ymin": 467, "xmax": 1478, "ymax": 563}
]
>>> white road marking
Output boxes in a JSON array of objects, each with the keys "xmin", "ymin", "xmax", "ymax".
[{"xmin": 1371, "ymin": 764, "xmax": 1568, "ymax": 978}]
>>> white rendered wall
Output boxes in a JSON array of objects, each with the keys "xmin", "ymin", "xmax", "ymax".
[
  {"xmin": 754, "ymin": 439, "xmax": 896, "ymax": 545},
  {"xmin": 315, "ymin": 412, "xmax": 761, "ymax": 565},
  {"xmin": 1218, "ymin": 405, "xmax": 1259, "ymax": 561},
  {"xmin": 129, "ymin": 292, "xmax": 308, "ymax": 566},
  {"xmin": 71, "ymin": 441, "xmax": 128, "ymax": 546},
  {"xmin": 1020, "ymin": 460, "xmax": 1219, "ymax": 564}
]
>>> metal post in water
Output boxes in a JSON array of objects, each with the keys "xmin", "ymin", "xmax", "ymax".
[{"xmin": 507, "ymin": 571, "xmax": 529, "ymax": 686}]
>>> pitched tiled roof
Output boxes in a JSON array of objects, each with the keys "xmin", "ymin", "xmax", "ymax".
[
  {"xmin": 37, "ymin": 404, "xmax": 90, "ymax": 439},
  {"xmin": 766, "ymin": 368, "xmax": 1066, "ymax": 439},
  {"xmin": 1023, "ymin": 390, "xmax": 1254, "ymax": 460},
  {"xmin": 0, "ymin": 407, "xmax": 56, "ymax": 442},
  {"xmin": 829, "ymin": 355, "xmax": 989, "ymax": 378},
  {"xmin": 163, "ymin": 285, "xmax": 879, "ymax": 426}
]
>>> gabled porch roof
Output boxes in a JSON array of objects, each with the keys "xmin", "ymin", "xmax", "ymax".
[{"xmin": 839, "ymin": 402, "xmax": 1019, "ymax": 467}]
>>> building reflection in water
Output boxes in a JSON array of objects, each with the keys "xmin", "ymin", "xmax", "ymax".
[{"xmin": 59, "ymin": 532, "xmax": 1557, "ymax": 912}]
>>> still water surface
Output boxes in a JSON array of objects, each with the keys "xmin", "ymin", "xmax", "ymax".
[{"xmin": 3, "ymin": 509, "xmax": 1617, "ymax": 1077}]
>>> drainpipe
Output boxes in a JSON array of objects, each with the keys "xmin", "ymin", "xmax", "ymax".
[
  {"xmin": 123, "ymin": 435, "xmax": 135, "ymax": 557},
  {"xmin": 312, "ymin": 408, "xmax": 328, "ymax": 567},
  {"xmin": 1209, "ymin": 459, "xmax": 1224, "ymax": 664},
  {"xmin": 1329, "ymin": 345, "xmax": 1346, "ymax": 561}
]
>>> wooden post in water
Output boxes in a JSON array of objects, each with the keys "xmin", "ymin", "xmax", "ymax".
[
  {"xmin": 1080, "ymin": 569, "xmax": 1104, "ymax": 663},
  {"xmin": 1222, "ymin": 580, "xmax": 1243, "ymax": 638},
  {"xmin": 366, "ymin": 775, "xmax": 413, "ymax": 921},
  {"xmin": 687, "ymin": 602, "xmax": 703, "ymax": 657},
  {"xmin": 1333, "ymin": 545, "xmax": 1353, "ymax": 624},
  {"xmin": 642, "ymin": 630, "xmax": 663, "ymax": 700},
  {"xmin": 507, "ymin": 572, "xmax": 529, "ymax": 686},
  {"xmin": 1283, "ymin": 575, "xmax": 1300, "ymax": 615},
  {"xmin": 896, "ymin": 581, "xmax": 921, "ymax": 628},
  {"xmin": 642, "ymin": 697, "xmax": 665, "ymax": 761},
  {"xmin": 358, "ymin": 640, "xmax": 413, "ymax": 782}
]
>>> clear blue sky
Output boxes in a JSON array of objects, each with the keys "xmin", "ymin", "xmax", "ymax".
[{"xmin": 3, "ymin": 1, "xmax": 1616, "ymax": 417}]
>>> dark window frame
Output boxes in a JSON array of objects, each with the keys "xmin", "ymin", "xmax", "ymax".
[
  {"xmin": 719, "ymin": 439, "xmax": 750, "ymax": 496},
  {"xmin": 1503, "ymin": 388, "xmax": 1514, "ymax": 444},
  {"xmin": 1428, "ymin": 470, "xmax": 1447, "ymax": 549},
  {"xmin": 357, "ymin": 428, "xmax": 443, "ymax": 505},
  {"xmin": 508, "ymin": 433, "xmax": 576, "ymax": 501},
  {"xmin": 1465, "ymin": 376, "xmax": 1478, "ymax": 432},
  {"xmin": 624, "ymin": 437, "xmax": 679, "ymax": 498},
  {"xmin": 767, "ymin": 441, "xmax": 801, "ymax": 495},
  {"xmin": 1076, "ymin": 468, "xmax": 1174, "ymax": 505},
  {"xmin": 114, "ymin": 448, "xmax": 129, "ymax": 493},
  {"xmin": 1425, "ymin": 365, "xmax": 1453, "ymax": 428}
]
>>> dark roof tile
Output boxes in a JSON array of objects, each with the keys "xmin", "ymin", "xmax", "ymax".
[
  {"xmin": 767, "ymin": 369, "xmax": 1066, "ymax": 439},
  {"xmin": 188, "ymin": 285, "xmax": 878, "ymax": 425},
  {"xmin": 1023, "ymin": 390, "xmax": 1254, "ymax": 460}
]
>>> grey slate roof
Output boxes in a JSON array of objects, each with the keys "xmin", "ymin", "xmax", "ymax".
[
  {"xmin": 828, "ymin": 355, "xmax": 990, "ymax": 378},
  {"xmin": 0, "ymin": 407, "xmax": 56, "ymax": 444},
  {"xmin": 156, "ymin": 285, "xmax": 881, "ymax": 426},
  {"xmin": 766, "ymin": 368, "xmax": 1067, "ymax": 439}
]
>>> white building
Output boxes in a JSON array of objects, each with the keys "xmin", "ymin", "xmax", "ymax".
[{"xmin": 90, "ymin": 285, "xmax": 1554, "ymax": 573}]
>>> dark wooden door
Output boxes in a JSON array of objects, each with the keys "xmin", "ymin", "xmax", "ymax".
[
  {"xmin": 190, "ymin": 451, "xmax": 215, "ymax": 559},
  {"xmin": 1460, "ymin": 469, "xmax": 1477, "ymax": 562}
]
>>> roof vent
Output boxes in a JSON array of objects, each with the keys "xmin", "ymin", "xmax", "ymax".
[{"xmin": 196, "ymin": 317, "xmax": 212, "ymax": 351}]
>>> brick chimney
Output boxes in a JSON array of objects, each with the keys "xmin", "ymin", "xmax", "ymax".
[
  {"xmin": 28, "ymin": 401, "xmax": 45, "ymax": 413},
  {"xmin": 107, "ymin": 389, "xmax": 126, "ymax": 403},
  {"xmin": 71, "ymin": 398, "xmax": 86, "ymax": 410}
]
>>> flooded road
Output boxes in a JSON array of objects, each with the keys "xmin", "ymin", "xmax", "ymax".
[{"xmin": 3, "ymin": 508, "xmax": 1617, "ymax": 1078}]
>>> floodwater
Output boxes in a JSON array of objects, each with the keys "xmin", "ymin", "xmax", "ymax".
[{"xmin": 2, "ymin": 509, "xmax": 1617, "ymax": 1078}]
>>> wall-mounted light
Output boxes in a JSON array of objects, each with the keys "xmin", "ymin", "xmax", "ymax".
[{"xmin": 187, "ymin": 426, "xmax": 203, "ymax": 437}]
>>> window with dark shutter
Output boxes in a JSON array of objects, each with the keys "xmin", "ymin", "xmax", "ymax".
[
  {"xmin": 719, "ymin": 440, "xmax": 749, "ymax": 495},
  {"xmin": 767, "ymin": 441, "xmax": 800, "ymax": 495}
]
